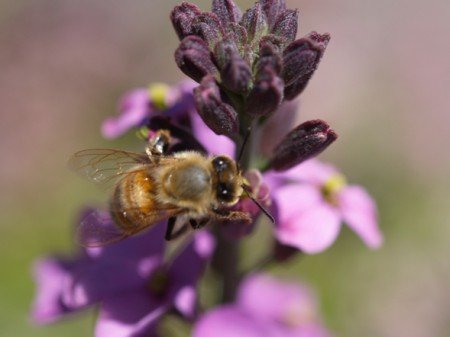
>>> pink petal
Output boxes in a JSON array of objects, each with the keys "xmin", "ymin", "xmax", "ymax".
[
  {"xmin": 237, "ymin": 274, "xmax": 318, "ymax": 324},
  {"xmin": 339, "ymin": 185, "xmax": 383, "ymax": 249},
  {"xmin": 193, "ymin": 306, "xmax": 280, "ymax": 337},
  {"xmin": 281, "ymin": 159, "xmax": 338, "ymax": 186},
  {"xmin": 274, "ymin": 185, "xmax": 342, "ymax": 253},
  {"xmin": 273, "ymin": 185, "xmax": 324, "ymax": 220}
]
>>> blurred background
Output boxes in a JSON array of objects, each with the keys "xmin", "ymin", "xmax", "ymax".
[{"xmin": 1, "ymin": 0, "xmax": 449, "ymax": 336}]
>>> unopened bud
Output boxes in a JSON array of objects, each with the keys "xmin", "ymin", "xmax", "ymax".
[
  {"xmin": 282, "ymin": 32, "xmax": 330, "ymax": 99},
  {"xmin": 170, "ymin": 2, "xmax": 202, "ymax": 40},
  {"xmin": 192, "ymin": 12, "xmax": 224, "ymax": 48},
  {"xmin": 271, "ymin": 9, "xmax": 298, "ymax": 45},
  {"xmin": 175, "ymin": 36, "xmax": 219, "ymax": 82},
  {"xmin": 212, "ymin": 0, "xmax": 242, "ymax": 26},
  {"xmin": 194, "ymin": 76, "xmax": 239, "ymax": 136},
  {"xmin": 270, "ymin": 119, "xmax": 337, "ymax": 171},
  {"xmin": 240, "ymin": 3, "xmax": 268, "ymax": 43}
]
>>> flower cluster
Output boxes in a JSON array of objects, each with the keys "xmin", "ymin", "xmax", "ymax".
[
  {"xmin": 171, "ymin": 0, "xmax": 330, "ymax": 136},
  {"xmin": 31, "ymin": 1, "xmax": 383, "ymax": 336}
]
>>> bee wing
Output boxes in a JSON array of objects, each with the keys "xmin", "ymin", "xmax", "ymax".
[
  {"xmin": 68, "ymin": 148, "xmax": 181, "ymax": 189},
  {"xmin": 77, "ymin": 207, "xmax": 184, "ymax": 247},
  {"xmin": 68, "ymin": 149, "xmax": 150, "ymax": 187}
]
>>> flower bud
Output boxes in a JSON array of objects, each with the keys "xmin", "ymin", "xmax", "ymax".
[
  {"xmin": 212, "ymin": 0, "xmax": 242, "ymax": 26},
  {"xmin": 175, "ymin": 36, "xmax": 219, "ymax": 82},
  {"xmin": 170, "ymin": 2, "xmax": 202, "ymax": 40},
  {"xmin": 270, "ymin": 119, "xmax": 337, "ymax": 171},
  {"xmin": 192, "ymin": 12, "xmax": 224, "ymax": 48},
  {"xmin": 282, "ymin": 32, "xmax": 330, "ymax": 100},
  {"xmin": 240, "ymin": 3, "xmax": 268, "ymax": 44},
  {"xmin": 245, "ymin": 68, "xmax": 284, "ymax": 117},
  {"xmin": 194, "ymin": 76, "xmax": 238, "ymax": 136},
  {"xmin": 260, "ymin": 0, "xmax": 287, "ymax": 27},
  {"xmin": 271, "ymin": 9, "xmax": 298, "ymax": 45},
  {"xmin": 221, "ymin": 52, "xmax": 252, "ymax": 94}
]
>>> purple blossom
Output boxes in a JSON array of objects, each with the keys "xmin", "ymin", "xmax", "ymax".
[
  {"xmin": 193, "ymin": 273, "xmax": 332, "ymax": 337},
  {"xmin": 31, "ymin": 211, "xmax": 215, "ymax": 337},
  {"xmin": 266, "ymin": 159, "xmax": 383, "ymax": 254},
  {"xmin": 101, "ymin": 80, "xmax": 196, "ymax": 139}
]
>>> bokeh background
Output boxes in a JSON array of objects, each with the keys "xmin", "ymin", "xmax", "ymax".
[{"xmin": 1, "ymin": 0, "xmax": 449, "ymax": 336}]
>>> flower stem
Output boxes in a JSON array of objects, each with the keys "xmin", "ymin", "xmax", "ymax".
[{"xmin": 212, "ymin": 118, "xmax": 254, "ymax": 303}]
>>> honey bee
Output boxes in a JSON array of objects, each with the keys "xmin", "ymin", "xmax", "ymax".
[{"xmin": 69, "ymin": 130, "xmax": 272, "ymax": 246}]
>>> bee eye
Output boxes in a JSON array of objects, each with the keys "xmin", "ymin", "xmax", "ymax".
[
  {"xmin": 212, "ymin": 156, "xmax": 229, "ymax": 172},
  {"xmin": 217, "ymin": 183, "xmax": 234, "ymax": 202}
]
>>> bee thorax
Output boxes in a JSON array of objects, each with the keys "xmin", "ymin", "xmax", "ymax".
[{"xmin": 164, "ymin": 165, "xmax": 211, "ymax": 201}]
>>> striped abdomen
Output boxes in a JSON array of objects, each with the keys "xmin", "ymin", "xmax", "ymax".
[{"xmin": 110, "ymin": 170, "xmax": 172, "ymax": 231}]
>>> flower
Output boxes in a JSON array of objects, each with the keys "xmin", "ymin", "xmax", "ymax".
[
  {"xmin": 266, "ymin": 159, "xmax": 383, "ymax": 254},
  {"xmin": 101, "ymin": 80, "xmax": 196, "ymax": 139},
  {"xmin": 171, "ymin": 0, "xmax": 330, "ymax": 135},
  {"xmin": 31, "ymin": 211, "xmax": 215, "ymax": 337},
  {"xmin": 193, "ymin": 273, "xmax": 332, "ymax": 337}
]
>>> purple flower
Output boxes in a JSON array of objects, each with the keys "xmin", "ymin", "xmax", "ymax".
[
  {"xmin": 101, "ymin": 80, "xmax": 197, "ymax": 139},
  {"xmin": 266, "ymin": 160, "xmax": 383, "ymax": 254},
  {"xmin": 31, "ymin": 211, "xmax": 215, "ymax": 337},
  {"xmin": 193, "ymin": 273, "xmax": 332, "ymax": 337}
]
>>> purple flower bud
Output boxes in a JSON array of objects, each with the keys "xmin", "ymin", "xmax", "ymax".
[
  {"xmin": 212, "ymin": 0, "xmax": 242, "ymax": 27},
  {"xmin": 175, "ymin": 36, "xmax": 219, "ymax": 82},
  {"xmin": 270, "ymin": 119, "xmax": 338, "ymax": 171},
  {"xmin": 171, "ymin": 2, "xmax": 202, "ymax": 40},
  {"xmin": 282, "ymin": 32, "xmax": 331, "ymax": 99},
  {"xmin": 271, "ymin": 9, "xmax": 298, "ymax": 44},
  {"xmin": 221, "ymin": 52, "xmax": 252, "ymax": 94},
  {"xmin": 194, "ymin": 76, "xmax": 239, "ymax": 136},
  {"xmin": 192, "ymin": 12, "xmax": 224, "ymax": 48},
  {"xmin": 260, "ymin": 0, "xmax": 287, "ymax": 27},
  {"xmin": 226, "ymin": 22, "xmax": 248, "ymax": 50},
  {"xmin": 240, "ymin": 3, "xmax": 268, "ymax": 44},
  {"xmin": 255, "ymin": 42, "xmax": 282, "ymax": 76},
  {"xmin": 245, "ymin": 68, "xmax": 284, "ymax": 117}
]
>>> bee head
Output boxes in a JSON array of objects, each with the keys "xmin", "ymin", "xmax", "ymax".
[{"xmin": 211, "ymin": 156, "xmax": 243, "ymax": 205}]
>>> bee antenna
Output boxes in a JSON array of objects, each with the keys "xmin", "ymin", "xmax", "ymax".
[
  {"xmin": 237, "ymin": 126, "xmax": 252, "ymax": 166},
  {"xmin": 242, "ymin": 185, "xmax": 275, "ymax": 224}
]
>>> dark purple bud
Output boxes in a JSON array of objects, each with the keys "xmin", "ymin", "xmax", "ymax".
[
  {"xmin": 269, "ymin": 119, "xmax": 338, "ymax": 171},
  {"xmin": 240, "ymin": 3, "xmax": 268, "ymax": 44},
  {"xmin": 212, "ymin": 0, "xmax": 242, "ymax": 26},
  {"xmin": 260, "ymin": 0, "xmax": 286, "ymax": 27},
  {"xmin": 283, "ymin": 32, "xmax": 330, "ymax": 99},
  {"xmin": 245, "ymin": 68, "xmax": 284, "ymax": 117},
  {"xmin": 256, "ymin": 42, "xmax": 282, "ymax": 76},
  {"xmin": 175, "ymin": 36, "xmax": 219, "ymax": 82},
  {"xmin": 170, "ymin": 2, "xmax": 202, "ymax": 40},
  {"xmin": 259, "ymin": 34, "xmax": 285, "ymax": 54},
  {"xmin": 192, "ymin": 12, "xmax": 224, "ymax": 47},
  {"xmin": 271, "ymin": 9, "xmax": 298, "ymax": 44},
  {"xmin": 221, "ymin": 53, "xmax": 252, "ymax": 94},
  {"xmin": 214, "ymin": 39, "xmax": 238, "ymax": 69},
  {"xmin": 226, "ymin": 23, "xmax": 248, "ymax": 50},
  {"xmin": 194, "ymin": 76, "xmax": 239, "ymax": 136}
]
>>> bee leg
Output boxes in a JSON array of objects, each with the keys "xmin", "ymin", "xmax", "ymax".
[
  {"xmin": 212, "ymin": 210, "xmax": 253, "ymax": 224},
  {"xmin": 165, "ymin": 216, "xmax": 189, "ymax": 241},
  {"xmin": 189, "ymin": 218, "xmax": 210, "ymax": 230},
  {"xmin": 146, "ymin": 130, "xmax": 172, "ymax": 158}
]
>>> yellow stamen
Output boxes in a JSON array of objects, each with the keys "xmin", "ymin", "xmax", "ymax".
[
  {"xmin": 148, "ymin": 83, "xmax": 170, "ymax": 110},
  {"xmin": 322, "ymin": 173, "xmax": 347, "ymax": 204}
]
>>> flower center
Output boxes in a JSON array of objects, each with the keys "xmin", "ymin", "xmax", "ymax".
[
  {"xmin": 148, "ymin": 83, "xmax": 170, "ymax": 110},
  {"xmin": 147, "ymin": 267, "xmax": 169, "ymax": 297},
  {"xmin": 321, "ymin": 173, "xmax": 346, "ymax": 205},
  {"xmin": 279, "ymin": 303, "xmax": 316, "ymax": 328}
]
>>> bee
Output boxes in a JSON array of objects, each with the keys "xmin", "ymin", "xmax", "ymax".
[{"xmin": 69, "ymin": 130, "xmax": 272, "ymax": 246}]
